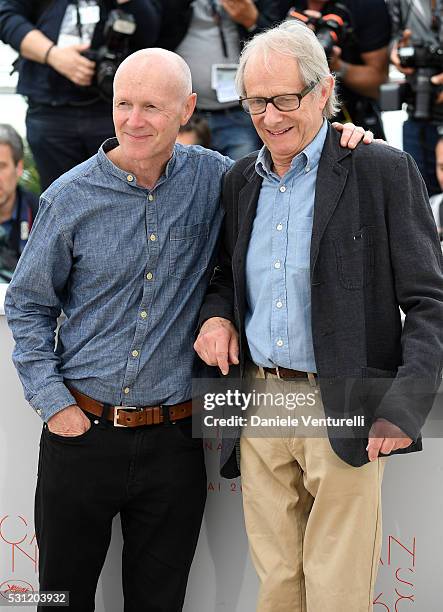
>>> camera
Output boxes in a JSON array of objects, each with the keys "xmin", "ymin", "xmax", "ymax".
[
  {"xmin": 84, "ymin": 9, "xmax": 136, "ymax": 101},
  {"xmin": 380, "ymin": 43, "xmax": 443, "ymax": 122},
  {"xmin": 287, "ymin": 3, "xmax": 353, "ymax": 60}
]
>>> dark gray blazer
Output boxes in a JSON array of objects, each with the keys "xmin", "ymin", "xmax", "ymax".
[{"xmin": 199, "ymin": 123, "xmax": 443, "ymax": 478}]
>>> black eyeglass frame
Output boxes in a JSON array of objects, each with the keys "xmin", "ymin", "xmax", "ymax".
[{"xmin": 239, "ymin": 82, "xmax": 317, "ymax": 115}]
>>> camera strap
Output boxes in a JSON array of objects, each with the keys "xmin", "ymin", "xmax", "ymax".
[{"xmin": 208, "ymin": 0, "xmax": 229, "ymax": 58}]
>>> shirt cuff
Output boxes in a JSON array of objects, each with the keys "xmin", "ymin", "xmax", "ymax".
[{"xmin": 29, "ymin": 382, "xmax": 77, "ymax": 422}]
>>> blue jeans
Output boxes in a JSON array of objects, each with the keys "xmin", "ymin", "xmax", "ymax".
[
  {"xmin": 403, "ymin": 118, "xmax": 440, "ymax": 196},
  {"xmin": 26, "ymin": 102, "xmax": 115, "ymax": 191},
  {"xmin": 199, "ymin": 106, "xmax": 262, "ymax": 160}
]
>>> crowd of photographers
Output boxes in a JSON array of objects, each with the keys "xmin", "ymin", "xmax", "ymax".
[{"xmin": 0, "ymin": 0, "xmax": 442, "ymax": 281}]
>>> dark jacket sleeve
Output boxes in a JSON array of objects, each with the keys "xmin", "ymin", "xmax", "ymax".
[
  {"xmin": 375, "ymin": 152, "xmax": 443, "ymax": 440},
  {"xmin": 122, "ymin": 0, "xmax": 162, "ymax": 49},
  {"xmin": 198, "ymin": 171, "xmax": 238, "ymax": 329},
  {"xmin": 156, "ymin": 0, "xmax": 193, "ymax": 51},
  {"xmin": 0, "ymin": 0, "xmax": 35, "ymax": 50}
]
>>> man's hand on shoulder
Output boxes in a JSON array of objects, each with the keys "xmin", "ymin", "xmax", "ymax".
[
  {"xmin": 47, "ymin": 404, "xmax": 91, "ymax": 437},
  {"xmin": 194, "ymin": 317, "xmax": 239, "ymax": 376},
  {"xmin": 332, "ymin": 121, "xmax": 377, "ymax": 149},
  {"xmin": 366, "ymin": 418, "xmax": 413, "ymax": 461}
]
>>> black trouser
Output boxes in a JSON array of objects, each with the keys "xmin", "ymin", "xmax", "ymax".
[
  {"xmin": 35, "ymin": 412, "xmax": 207, "ymax": 611},
  {"xmin": 26, "ymin": 102, "xmax": 115, "ymax": 191}
]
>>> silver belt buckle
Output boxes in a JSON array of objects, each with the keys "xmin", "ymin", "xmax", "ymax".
[{"xmin": 114, "ymin": 406, "xmax": 137, "ymax": 427}]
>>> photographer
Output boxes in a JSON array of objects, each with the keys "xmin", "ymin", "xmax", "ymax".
[
  {"xmin": 388, "ymin": 0, "xmax": 443, "ymax": 196},
  {"xmin": 175, "ymin": 1, "xmax": 282, "ymax": 159},
  {"xmin": 0, "ymin": 124, "xmax": 38, "ymax": 283},
  {"xmin": 0, "ymin": 1, "xmax": 161, "ymax": 190},
  {"xmin": 281, "ymin": 0, "xmax": 391, "ymax": 138}
]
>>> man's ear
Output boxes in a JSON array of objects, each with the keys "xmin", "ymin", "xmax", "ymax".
[
  {"xmin": 181, "ymin": 93, "xmax": 198, "ymax": 126},
  {"xmin": 16, "ymin": 159, "xmax": 24, "ymax": 180},
  {"xmin": 318, "ymin": 75, "xmax": 334, "ymax": 111}
]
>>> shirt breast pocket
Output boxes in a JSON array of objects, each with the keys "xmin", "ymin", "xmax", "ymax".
[{"xmin": 169, "ymin": 222, "xmax": 209, "ymax": 280}]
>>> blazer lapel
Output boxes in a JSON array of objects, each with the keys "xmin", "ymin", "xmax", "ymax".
[
  {"xmin": 310, "ymin": 125, "xmax": 350, "ymax": 281},
  {"xmin": 233, "ymin": 161, "xmax": 263, "ymax": 318}
]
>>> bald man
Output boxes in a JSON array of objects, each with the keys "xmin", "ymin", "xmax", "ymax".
[
  {"xmin": 5, "ymin": 48, "xmax": 227, "ymax": 612},
  {"xmin": 5, "ymin": 47, "xmax": 371, "ymax": 611}
]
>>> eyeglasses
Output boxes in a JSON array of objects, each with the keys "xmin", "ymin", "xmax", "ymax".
[{"xmin": 239, "ymin": 82, "xmax": 317, "ymax": 115}]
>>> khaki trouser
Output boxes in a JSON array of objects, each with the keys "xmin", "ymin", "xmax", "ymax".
[{"xmin": 240, "ymin": 366, "xmax": 386, "ymax": 612}]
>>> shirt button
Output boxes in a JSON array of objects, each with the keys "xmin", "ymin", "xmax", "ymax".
[
  {"xmin": 274, "ymin": 261, "xmax": 281, "ymax": 269},
  {"xmin": 127, "ymin": 174, "xmax": 134, "ymax": 182},
  {"xmin": 140, "ymin": 310, "xmax": 148, "ymax": 319},
  {"xmin": 276, "ymin": 223, "xmax": 283, "ymax": 231},
  {"xmin": 149, "ymin": 234, "xmax": 156, "ymax": 241},
  {"xmin": 36, "ymin": 409, "xmax": 42, "ymax": 415},
  {"xmin": 124, "ymin": 387, "xmax": 130, "ymax": 394},
  {"xmin": 146, "ymin": 272, "xmax": 153, "ymax": 280},
  {"xmin": 276, "ymin": 301, "xmax": 283, "ymax": 309},
  {"xmin": 305, "ymin": 166, "xmax": 311, "ymax": 173},
  {"xmin": 148, "ymin": 194, "xmax": 154, "ymax": 202},
  {"xmin": 276, "ymin": 339, "xmax": 284, "ymax": 347},
  {"xmin": 132, "ymin": 350, "xmax": 139, "ymax": 357},
  {"xmin": 279, "ymin": 185, "xmax": 286, "ymax": 193}
]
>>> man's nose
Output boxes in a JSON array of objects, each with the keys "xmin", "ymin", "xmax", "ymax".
[
  {"xmin": 262, "ymin": 101, "xmax": 285, "ymax": 124},
  {"xmin": 126, "ymin": 107, "xmax": 144, "ymax": 127}
]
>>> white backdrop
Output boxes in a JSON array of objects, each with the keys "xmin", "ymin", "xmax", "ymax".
[{"xmin": 1, "ymin": 284, "xmax": 442, "ymax": 611}]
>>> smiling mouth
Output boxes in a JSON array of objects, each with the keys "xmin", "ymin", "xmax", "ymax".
[
  {"xmin": 126, "ymin": 134, "xmax": 151, "ymax": 140},
  {"xmin": 266, "ymin": 127, "xmax": 293, "ymax": 136}
]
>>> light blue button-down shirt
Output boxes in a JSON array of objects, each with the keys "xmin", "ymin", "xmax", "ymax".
[
  {"xmin": 5, "ymin": 140, "xmax": 232, "ymax": 422},
  {"xmin": 245, "ymin": 119, "xmax": 328, "ymax": 372}
]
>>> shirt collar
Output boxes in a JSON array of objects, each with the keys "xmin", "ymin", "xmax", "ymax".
[
  {"xmin": 255, "ymin": 118, "xmax": 328, "ymax": 181},
  {"xmin": 98, "ymin": 138, "xmax": 177, "ymax": 187}
]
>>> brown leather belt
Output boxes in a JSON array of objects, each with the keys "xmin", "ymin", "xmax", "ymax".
[
  {"xmin": 69, "ymin": 387, "xmax": 193, "ymax": 428},
  {"xmin": 263, "ymin": 367, "xmax": 318, "ymax": 381}
]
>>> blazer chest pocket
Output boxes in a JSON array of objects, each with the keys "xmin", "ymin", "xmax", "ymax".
[
  {"xmin": 333, "ymin": 226, "xmax": 374, "ymax": 290},
  {"xmin": 169, "ymin": 222, "xmax": 209, "ymax": 279}
]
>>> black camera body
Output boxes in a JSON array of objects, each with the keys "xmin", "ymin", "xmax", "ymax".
[
  {"xmin": 84, "ymin": 9, "xmax": 136, "ymax": 101},
  {"xmin": 287, "ymin": 3, "xmax": 353, "ymax": 61},
  {"xmin": 380, "ymin": 43, "xmax": 443, "ymax": 122}
]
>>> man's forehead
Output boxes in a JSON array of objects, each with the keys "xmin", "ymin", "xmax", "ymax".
[
  {"xmin": 244, "ymin": 54, "xmax": 303, "ymax": 94},
  {"xmin": 0, "ymin": 143, "xmax": 15, "ymax": 163}
]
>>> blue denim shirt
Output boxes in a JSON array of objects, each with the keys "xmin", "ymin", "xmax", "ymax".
[
  {"xmin": 5, "ymin": 140, "xmax": 232, "ymax": 422},
  {"xmin": 245, "ymin": 119, "xmax": 328, "ymax": 372}
]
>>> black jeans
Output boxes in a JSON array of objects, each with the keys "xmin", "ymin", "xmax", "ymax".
[
  {"xmin": 35, "ymin": 412, "xmax": 207, "ymax": 611},
  {"xmin": 26, "ymin": 102, "xmax": 115, "ymax": 191}
]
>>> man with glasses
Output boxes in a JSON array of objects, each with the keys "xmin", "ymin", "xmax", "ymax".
[{"xmin": 195, "ymin": 20, "xmax": 443, "ymax": 611}]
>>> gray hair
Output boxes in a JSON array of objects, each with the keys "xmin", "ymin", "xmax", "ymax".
[
  {"xmin": 236, "ymin": 20, "xmax": 339, "ymax": 119},
  {"xmin": 0, "ymin": 124, "xmax": 24, "ymax": 165}
]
